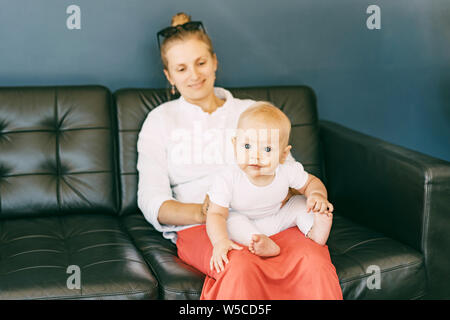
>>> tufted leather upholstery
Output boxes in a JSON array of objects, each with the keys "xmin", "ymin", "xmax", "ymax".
[
  {"xmin": 0, "ymin": 214, "xmax": 158, "ymax": 299},
  {"xmin": 1, "ymin": 85, "xmax": 448, "ymax": 299},
  {"xmin": 328, "ymin": 215, "xmax": 426, "ymax": 299},
  {"xmin": 320, "ymin": 120, "xmax": 450, "ymax": 299},
  {"xmin": 121, "ymin": 213, "xmax": 204, "ymax": 299},
  {"xmin": 0, "ymin": 86, "xmax": 157, "ymax": 299},
  {"xmin": 0, "ymin": 86, "xmax": 118, "ymax": 218}
]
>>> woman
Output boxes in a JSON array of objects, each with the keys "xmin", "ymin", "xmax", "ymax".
[{"xmin": 137, "ymin": 12, "xmax": 343, "ymax": 299}]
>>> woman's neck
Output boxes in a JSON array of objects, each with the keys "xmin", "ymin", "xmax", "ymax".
[{"xmin": 185, "ymin": 92, "xmax": 225, "ymax": 114}]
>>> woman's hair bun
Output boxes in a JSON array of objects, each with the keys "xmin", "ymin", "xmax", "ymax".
[{"xmin": 171, "ymin": 12, "xmax": 191, "ymax": 27}]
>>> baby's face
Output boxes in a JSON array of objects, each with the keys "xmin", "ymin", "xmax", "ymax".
[{"xmin": 233, "ymin": 117, "xmax": 290, "ymax": 180}]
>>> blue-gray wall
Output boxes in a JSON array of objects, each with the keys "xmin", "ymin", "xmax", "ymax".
[{"xmin": 1, "ymin": 0, "xmax": 449, "ymax": 161}]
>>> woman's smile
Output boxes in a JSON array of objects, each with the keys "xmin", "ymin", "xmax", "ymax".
[{"xmin": 189, "ymin": 79, "xmax": 206, "ymax": 89}]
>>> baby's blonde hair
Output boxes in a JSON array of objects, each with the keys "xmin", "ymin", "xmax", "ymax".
[{"xmin": 238, "ymin": 101, "xmax": 291, "ymax": 147}]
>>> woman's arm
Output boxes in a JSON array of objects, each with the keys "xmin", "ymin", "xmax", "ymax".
[
  {"xmin": 158, "ymin": 199, "xmax": 206, "ymax": 225},
  {"xmin": 137, "ymin": 111, "xmax": 205, "ymax": 229}
]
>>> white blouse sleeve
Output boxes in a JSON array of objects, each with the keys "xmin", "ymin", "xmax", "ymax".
[{"xmin": 136, "ymin": 110, "xmax": 175, "ymax": 232}]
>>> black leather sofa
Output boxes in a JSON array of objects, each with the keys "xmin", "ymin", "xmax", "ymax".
[{"xmin": 0, "ymin": 85, "xmax": 448, "ymax": 300}]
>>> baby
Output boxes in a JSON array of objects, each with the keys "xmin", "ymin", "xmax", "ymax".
[{"xmin": 206, "ymin": 101, "xmax": 334, "ymax": 273}]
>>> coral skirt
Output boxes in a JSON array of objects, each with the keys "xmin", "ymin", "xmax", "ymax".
[{"xmin": 176, "ymin": 224, "xmax": 343, "ymax": 300}]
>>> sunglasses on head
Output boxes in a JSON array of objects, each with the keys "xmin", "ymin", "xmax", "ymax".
[{"xmin": 157, "ymin": 21, "xmax": 205, "ymax": 49}]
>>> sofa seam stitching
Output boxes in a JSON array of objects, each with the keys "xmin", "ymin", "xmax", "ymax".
[
  {"xmin": 29, "ymin": 288, "xmax": 158, "ymax": 300},
  {"xmin": 338, "ymin": 259, "xmax": 424, "ymax": 284},
  {"xmin": 54, "ymin": 88, "xmax": 61, "ymax": 211}
]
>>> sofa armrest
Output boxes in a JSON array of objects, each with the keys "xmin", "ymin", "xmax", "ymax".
[{"xmin": 319, "ymin": 120, "xmax": 450, "ymax": 299}]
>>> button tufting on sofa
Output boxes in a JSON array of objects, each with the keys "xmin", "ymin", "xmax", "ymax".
[{"xmin": 0, "ymin": 86, "xmax": 158, "ymax": 299}]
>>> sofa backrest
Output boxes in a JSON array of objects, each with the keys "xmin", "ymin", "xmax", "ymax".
[
  {"xmin": 114, "ymin": 86, "xmax": 322, "ymax": 216},
  {"xmin": 113, "ymin": 88, "xmax": 172, "ymax": 215},
  {"xmin": 0, "ymin": 86, "xmax": 119, "ymax": 218}
]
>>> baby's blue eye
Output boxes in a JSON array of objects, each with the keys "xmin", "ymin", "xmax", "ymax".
[
  {"xmin": 244, "ymin": 143, "xmax": 251, "ymax": 149},
  {"xmin": 265, "ymin": 146, "xmax": 272, "ymax": 152}
]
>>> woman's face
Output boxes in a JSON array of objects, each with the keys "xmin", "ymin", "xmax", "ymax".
[{"xmin": 163, "ymin": 38, "xmax": 217, "ymax": 103}]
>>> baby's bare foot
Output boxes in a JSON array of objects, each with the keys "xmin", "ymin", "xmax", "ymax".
[
  {"xmin": 307, "ymin": 211, "xmax": 333, "ymax": 246},
  {"xmin": 249, "ymin": 234, "xmax": 280, "ymax": 257}
]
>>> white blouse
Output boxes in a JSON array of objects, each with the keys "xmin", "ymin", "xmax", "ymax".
[{"xmin": 136, "ymin": 88, "xmax": 255, "ymax": 243}]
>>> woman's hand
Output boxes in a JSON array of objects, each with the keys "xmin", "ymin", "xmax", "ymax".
[
  {"xmin": 210, "ymin": 238, "xmax": 242, "ymax": 273},
  {"xmin": 196, "ymin": 194, "xmax": 210, "ymax": 224},
  {"xmin": 306, "ymin": 192, "xmax": 334, "ymax": 217}
]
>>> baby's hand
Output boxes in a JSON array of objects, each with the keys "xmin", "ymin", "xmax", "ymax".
[
  {"xmin": 210, "ymin": 238, "xmax": 242, "ymax": 273},
  {"xmin": 307, "ymin": 192, "xmax": 334, "ymax": 216}
]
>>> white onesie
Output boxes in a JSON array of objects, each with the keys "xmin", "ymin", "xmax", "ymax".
[{"xmin": 207, "ymin": 160, "xmax": 314, "ymax": 246}]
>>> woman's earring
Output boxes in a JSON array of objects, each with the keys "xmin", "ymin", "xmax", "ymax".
[{"xmin": 171, "ymin": 84, "xmax": 176, "ymax": 95}]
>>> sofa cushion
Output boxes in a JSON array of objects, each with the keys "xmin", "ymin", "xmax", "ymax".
[
  {"xmin": 121, "ymin": 213, "xmax": 204, "ymax": 299},
  {"xmin": 0, "ymin": 214, "xmax": 158, "ymax": 299},
  {"xmin": 0, "ymin": 86, "xmax": 118, "ymax": 218},
  {"xmin": 113, "ymin": 88, "xmax": 172, "ymax": 216},
  {"xmin": 329, "ymin": 215, "xmax": 427, "ymax": 299}
]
